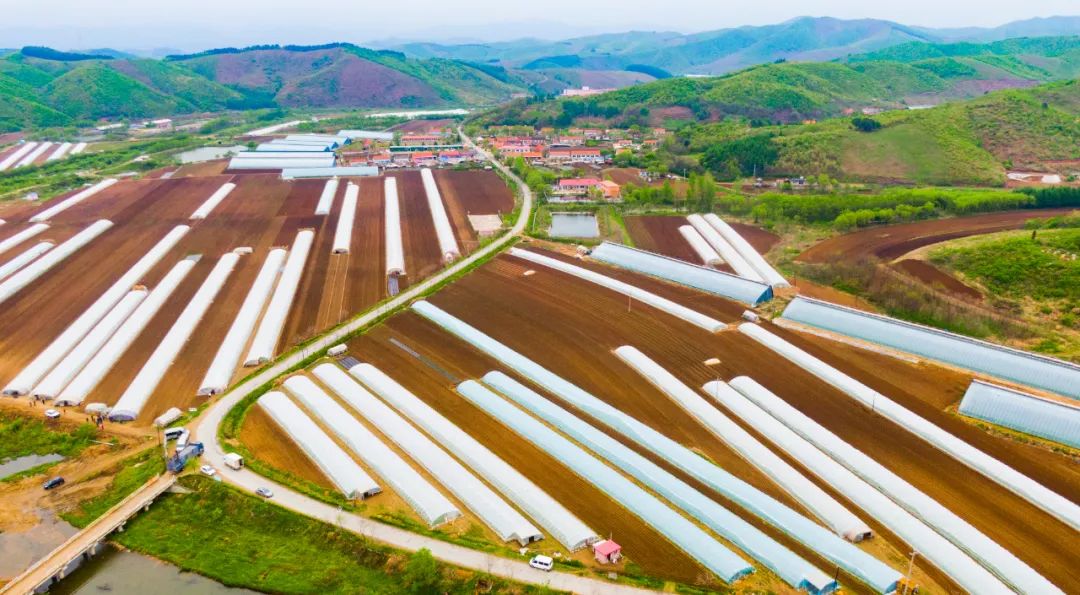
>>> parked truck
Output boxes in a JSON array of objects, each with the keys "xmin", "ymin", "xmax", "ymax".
[{"xmin": 167, "ymin": 441, "xmax": 204, "ymax": 473}]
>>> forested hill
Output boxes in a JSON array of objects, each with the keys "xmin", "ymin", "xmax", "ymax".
[{"xmin": 0, "ymin": 44, "xmax": 525, "ymax": 132}]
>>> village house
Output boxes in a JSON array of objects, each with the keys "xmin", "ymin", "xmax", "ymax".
[
  {"xmin": 546, "ymin": 147, "xmax": 605, "ymax": 165},
  {"xmin": 552, "ymin": 178, "xmax": 621, "ymax": 201},
  {"xmin": 400, "ymin": 134, "xmax": 445, "ymax": 147}
]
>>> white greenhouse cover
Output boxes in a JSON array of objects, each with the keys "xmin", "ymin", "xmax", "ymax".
[
  {"xmin": 245, "ymin": 230, "xmax": 314, "ymax": 366},
  {"xmin": 419, "ymin": 168, "xmax": 460, "ymax": 262},
  {"xmin": 0, "ymin": 223, "xmax": 50, "ymax": 256},
  {"xmin": 0, "ymin": 219, "xmax": 113, "ymax": 305},
  {"xmin": 410, "ymin": 300, "xmax": 901, "ymax": 593},
  {"xmin": 332, "ymin": 183, "xmax": 358, "ymax": 254},
  {"xmin": 738, "ymin": 322, "xmax": 1080, "ymax": 533},
  {"xmin": 0, "ymin": 241, "xmax": 53, "ymax": 282},
  {"xmin": 483, "ymin": 372, "xmax": 836, "ymax": 591},
  {"xmin": 152, "ymin": 407, "xmax": 181, "ymax": 428},
  {"xmin": 348, "ymin": 363, "xmax": 594, "ymax": 548},
  {"xmin": 246, "ymin": 120, "xmax": 304, "ymax": 136},
  {"xmin": 56, "ymin": 258, "xmax": 196, "ymax": 407},
  {"xmin": 3, "ymin": 225, "xmax": 190, "ymax": 396},
  {"xmin": 313, "ymin": 364, "xmax": 543, "ymax": 545},
  {"xmin": 703, "ymin": 214, "xmax": 789, "ymax": 287},
  {"xmin": 258, "ymin": 391, "xmax": 380, "ymax": 499},
  {"xmin": 233, "ymin": 151, "xmax": 334, "ymax": 160},
  {"xmin": 457, "ymin": 380, "xmax": 759, "ymax": 587},
  {"xmin": 284, "ymin": 134, "xmax": 349, "ymax": 146},
  {"xmin": 30, "ymin": 179, "xmax": 119, "ymax": 223},
  {"xmin": 686, "ymin": 214, "xmax": 764, "ymax": 282},
  {"xmin": 314, "ymin": 178, "xmax": 339, "ymax": 216},
  {"xmin": 16, "ymin": 141, "xmax": 51, "ymax": 168},
  {"xmin": 70, "ymin": 142, "xmax": 88, "ymax": 155},
  {"xmin": 281, "ymin": 167, "xmax": 378, "ymax": 180},
  {"xmin": 384, "ymin": 177, "xmax": 405, "ymax": 276},
  {"xmin": 190, "ymin": 182, "xmax": 237, "ymax": 220},
  {"xmin": 339, "ymin": 130, "xmax": 394, "ymax": 141},
  {"xmin": 256, "ymin": 143, "xmax": 333, "ymax": 152},
  {"xmin": 47, "ymin": 142, "xmax": 73, "ymax": 162},
  {"xmin": 959, "ymin": 380, "xmax": 1080, "ymax": 450},
  {"xmin": 510, "ymin": 247, "xmax": 726, "ymax": 332},
  {"xmin": 110, "ymin": 254, "xmax": 239, "ymax": 421},
  {"xmin": 725, "ymin": 376, "xmax": 1062, "ymax": 595},
  {"xmin": 0, "ymin": 142, "xmax": 38, "ymax": 171},
  {"xmin": 677, "ymin": 224, "xmax": 723, "ymax": 266},
  {"xmin": 588, "ymin": 242, "xmax": 773, "ymax": 306},
  {"xmin": 284, "ymin": 374, "xmax": 461, "ymax": 527},
  {"xmin": 199, "ymin": 249, "xmax": 286, "ymax": 395},
  {"xmin": 32, "ymin": 289, "xmax": 148, "ymax": 400},
  {"xmin": 614, "ymin": 345, "xmax": 871, "ymax": 542}
]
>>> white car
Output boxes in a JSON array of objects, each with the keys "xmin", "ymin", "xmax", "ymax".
[
  {"xmin": 528, "ymin": 555, "xmax": 554, "ymax": 572},
  {"xmin": 199, "ymin": 465, "xmax": 216, "ymax": 477},
  {"xmin": 255, "ymin": 487, "xmax": 274, "ymax": 498},
  {"xmin": 44, "ymin": 409, "xmax": 61, "ymax": 419}
]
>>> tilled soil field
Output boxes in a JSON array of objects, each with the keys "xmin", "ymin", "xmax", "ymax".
[{"xmin": 895, "ymin": 259, "xmax": 982, "ymax": 301}]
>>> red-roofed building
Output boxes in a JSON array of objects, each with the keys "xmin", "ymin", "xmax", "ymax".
[
  {"xmin": 410, "ymin": 151, "xmax": 437, "ymax": 165},
  {"xmin": 401, "ymin": 134, "xmax": 444, "ymax": 146},
  {"xmin": 553, "ymin": 178, "xmax": 621, "ymax": 200},
  {"xmin": 592, "ymin": 540, "xmax": 623, "ymax": 564}
]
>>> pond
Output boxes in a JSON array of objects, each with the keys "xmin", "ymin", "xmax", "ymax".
[
  {"xmin": 51, "ymin": 545, "xmax": 258, "ymax": 595},
  {"xmin": 0, "ymin": 453, "xmax": 64, "ymax": 480},
  {"xmin": 177, "ymin": 146, "xmax": 247, "ymax": 164},
  {"xmin": 548, "ymin": 212, "xmax": 599, "ymax": 238}
]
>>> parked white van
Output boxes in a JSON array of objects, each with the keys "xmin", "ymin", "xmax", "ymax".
[{"xmin": 528, "ymin": 555, "xmax": 553, "ymax": 572}]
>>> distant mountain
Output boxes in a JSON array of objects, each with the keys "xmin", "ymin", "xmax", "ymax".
[{"xmin": 927, "ymin": 16, "xmax": 1080, "ymax": 42}]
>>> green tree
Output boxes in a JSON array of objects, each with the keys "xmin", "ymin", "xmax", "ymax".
[{"xmin": 402, "ymin": 548, "xmax": 443, "ymax": 595}]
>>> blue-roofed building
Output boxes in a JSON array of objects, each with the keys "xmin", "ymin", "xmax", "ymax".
[{"xmin": 959, "ymin": 380, "xmax": 1080, "ymax": 449}]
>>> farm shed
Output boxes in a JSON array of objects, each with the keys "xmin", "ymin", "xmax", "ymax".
[
  {"xmin": 281, "ymin": 166, "xmax": 378, "ymax": 179},
  {"xmin": 686, "ymin": 214, "xmax": 763, "ymax": 282},
  {"xmin": 781, "ymin": 296, "xmax": 1080, "ymax": 400},
  {"xmin": 420, "ymin": 168, "xmax": 460, "ymax": 262},
  {"xmin": 725, "ymin": 376, "xmax": 1060, "ymax": 595},
  {"xmin": 314, "ymin": 178, "xmax": 339, "ymax": 216},
  {"xmin": 346, "ymin": 363, "xmax": 595, "ymax": 549},
  {"xmin": 284, "ymin": 374, "xmax": 461, "ymax": 527},
  {"xmin": 739, "ymin": 322, "xmax": 1080, "ymax": 533},
  {"xmin": 589, "ymin": 242, "xmax": 773, "ymax": 306},
  {"xmin": 592, "ymin": 540, "xmax": 622, "ymax": 564},
  {"xmin": 4, "ymin": 225, "xmax": 190, "ymax": 396},
  {"xmin": 313, "ymin": 364, "xmax": 542, "ymax": 544},
  {"xmin": 332, "ymin": 183, "xmax": 358, "ymax": 254},
  {"xmin": 245, "ymin": 230, "xmax": 314, "ymax": 366},
  {"xmin": 0, "ymin": 223, "xmax": 49, "ymax": 257},
  {"xmin": 199, "ymin": 249, "xmax": 287, "ymax": 395},
  {"xmin": 615, "ymin": 346, "xmax": 872, "ymax": 542},
  {"xmin": 0, "ymin": 241, "xmax": 53, "ymax": 282},
  {"xmin": 257, "ymin": 391, "xmax": 381, "ymax": 500},
  {"xmin": 384, "ymin": 177, "xmax": 405, "ymax": 276},
  {"xmin": 0, "ymin": 219, "xmax": 113, "ymax": 305},
  {"xmin": 411, "ymin": 300, "xmax": 903, "ymax": 593},
  {"xmin": 457, "ymin": 380, "xmax": 761, "ymax": 588},
  {"xmin": 959, "ymin": 380, "xmax": 1080, "ymax": 449},
  {"xmin": 483, "ymin": 372, "xmax": 851, "ymax": 593},
  {"xmin": 30, "ymin": 179, "xmax": 118, "ymax": 223},
  {"xmin": 703, "ymin": 214, "xmax": 788, "ymax": 287},
  {"xmin": 510, "ymin": 248, "xmax": 727, "ymax": 332}
]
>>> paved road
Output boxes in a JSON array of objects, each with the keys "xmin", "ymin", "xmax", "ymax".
[
  {"xmin": 2, "ymin": 474, "xmax": 176, "ymax": 595},
  {"xmin": 193, "ymin": 131, "xmax": 657, "ymax": 594}
]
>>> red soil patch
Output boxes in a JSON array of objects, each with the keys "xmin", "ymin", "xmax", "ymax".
[
  {"xmin": 895, "ymin": 259, "xmax": 982, "ymax": 301},
  {"xmin": 433, "ymin": 169, "xmax": 514, "ymax": 215},
  {"xmin": 389, "ymin": 119, "xmax": 454, "ymax": 134}
]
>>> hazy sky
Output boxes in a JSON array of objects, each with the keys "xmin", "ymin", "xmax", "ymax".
[{"xmin": 0, "ymin": 0, "xmax": 1077, "ymax": 51}]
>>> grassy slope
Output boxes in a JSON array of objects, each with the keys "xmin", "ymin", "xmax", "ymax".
[{"xmin": 0, "ymin": 414, "xmax": 98, "ymax": 462}]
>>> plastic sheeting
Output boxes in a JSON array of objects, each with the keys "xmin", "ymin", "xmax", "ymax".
[
  {"xmin": 3, "ymin": 225, "xmax": 190, "ymax": 396},
  {"xmin": 285, "ymin": 374, "xmax": 461, "ymax": 527},
  {"xmin": 0, "ymin": 142, "xmax": 38, "ymax": 171},
  {"xmin": 959, "ymin": 380, "xmax": 1080, "ymax": 449},
  {"xmin": 419, "ymin": 169, "xmax": 460, "ymax": 262},
  {"xmin": 56, "ymin": 258, "xmax": 196, "ymax": 407},
  {"xmin": 199, "ymin": 249, "xmax": 286, "ymax": 395},
  {"xmin": 190, "ymin": 182, "xmax": 237, "ymax": 220},
  {"xmin": 738, "ymin": 322, "xmax": 1080, "ymax": 533},
  {"xmin": 227, "ymin": 156, "xmax": 334, "ymax": 170},
  {"xmin": 109, "ymin": 254, "xmax": 239, "ymax": 421},
  {"xmin": 614, "ymin": 346, "xmax": 871, "ymax": 542},
  {"xmin": 782, "ymin": 296, "xmax": 1080, "ymax": 399},
  {"xmin": 703, "ymin": 214, "xmax": 789, "ymax": 287},
  {"xmin": 589, "ymin": 242, "xmax": 772, "ymax": 306},
  {"xmin": 256, "ymin": 143, "xmax": 333, "ymax": 152},
  {"xmin": 0, "ymin": 219, "xmax": 113, "ymax": 305},
  {"xmin": 410, "ymin": 300, "xmax": 902, "ymax": 594},
  {"xmin": 32, "ymin": 289, "xmax": 147, "ymax": 400},
  {"xmin": 15, "ymin": 141, "xmax": 51, "ymax": 168},
  {"xmin": 245, "ymin": 230, "xmax": 314, "ymax": 366},
  {"xmin": 726, "ymin": 376, "xmax": 1062, "ymax": 595},
  {"xmin": 314, "ymin": 178, "xmax": 339, "ymax": 216},
  {"xmin": 332, "ymin": 183, "xmax": 358, "ymax": 254},
  {"xmin": 257, "ymin": 391, "xmax": 380, "ymax": 499},
  {"xmin": 313, "ymin": 364, "xmax": 542, "ymax": 545},
  {"xmin": 510, "ymin": 247, "xmax": 727, "ymax": 332},
  {"xmin": 0, "ymin": 223, "xmax": 49, "ymax": 256},
  {"xmin": 677, "ymin": 224, "xmax": 723, "ymax": 266},
  {"xmin": 30, "ymin": 179, "xmax": 119, "ymax": 223},
  {"xmin": 347, "ymin": 363, "xmax": 593, "ymax": 549},
  {"xmin": 70, "ymin": 142, "xmax": 88, "ymax": 155},
  {"xmin": 686, "ymin": 214, "xmax": 764, "ymax": 282},
  {"xmin": 46, "ymin": 142, "xmax": 73, "ymax": 162},
  {"xmin": 0, "ymin": 241, "xmax": 52, "ymax": 282},
  {"xmin": 483, "ymin": 372, "xmax": 838, "ymax": 592},
  {"xmin": 384, "ymin": 177, "xmax": 405, "ymax": 276}
]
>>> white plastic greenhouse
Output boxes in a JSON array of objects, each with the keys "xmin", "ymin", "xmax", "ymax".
[
  {"xmin": 284, "ymin": 374, "xmax": 462, "ymax": 527},
  {"xmin": 959, "ymin": 380, "xmax": 1080, "ymax": 449},
  {"xmin": 0, "ymin": 223, "xmax": 49, "ymax": 256},
  {"xmin": 109, "ymin": 254, "xmax": 239, "ymax": 421},
  {"xmin": 614, "ymin": 345, "xmax": 871, "ymax": 542},
  {"xmin": 70, "ymin": 142, "xmax": 88, "ymax": 155},
  {"xmin": 419, "ymin": 168, "xmax": 460, "ymax": 262},
  {"xmin": 16, "ymin": 141, "xmax": 51, "ymax": 168},
  {"xmin": 725, "ymin": 376, "xmax": 1062, "ymax": 595},
  {"xmin": 347, "ymin": 363, "xmax": 597, "ymax": 549},
  {"xmin": 686, "ymin": 214, "xmax": 764, "ymax": 282},
  {"xmin": 3, "ymin": 225, "xmax": 190, "ymax": 396},
  {"xmin": 314, "ymin": 178, "xmax": 339, "ymax": 216},
  {"xmin": 313, "ymin": 364, "xmax": 544, "ymax": 545},
  {"xmin": 245, "ymin": 230, "xmax": 314, "ymax": 366},
  {"xmin": 703, "ymin": 214, "xmax": 789, "ymax": 287},
  {"xmin": 0, "ymin": 219, "xmax": 113, "ymax": 305},
  {"xmin": 190, "ymin": 182, "xmax": 237, "ymax": 220},
  {"xmin": 510, "ymin": 248, "xmax": 726, "ymax": 332},
  {"xmin": 384, "ymin": 177, "xmax": 405, "ymax": 276},
  {"xmin": 30, "ymin": 179, "xmax": 119, "ymax": 223},
  {"xmin": 257, "ymin": 391, "xmax": 381, "ymax": 500},
  {"xmin": 199, "ymin": 249, "xmax": 286, "ymax": 395},
  {"xmin": 588, "ymin": 242, "xmax": 773, "ymax": 306},
  {"xmin": 677, "ymin": 224, "xmax": 723, "ymax": 266},
  {"xmin": 0, "ymin": 241, "xmax": 53, "ymax": 282},
  {"xmin": 738, "ymin": 322, "xmax": 1080, "ymax": 533},
  {"xmin": 0, "ymin": 142, "xmax": 38, "ymax": 171},
  {"xmin": 332, "ymin": 183, "xmax": 358, "ymax": 254},
  {"xmin": 47, "ymin": 142, "xmax": 73, "ymax": 162}
]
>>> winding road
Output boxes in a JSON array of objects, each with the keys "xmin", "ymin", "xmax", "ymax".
[{"xmin": 192, "ymin": 130, "xmax": 656, "ymax": 594}]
